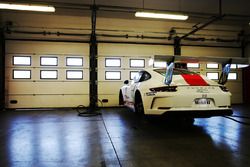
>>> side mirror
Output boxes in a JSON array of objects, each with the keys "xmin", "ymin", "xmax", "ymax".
[{"xmin": 124, "ymin": 80, "xmax": 129, "ymax": 84}]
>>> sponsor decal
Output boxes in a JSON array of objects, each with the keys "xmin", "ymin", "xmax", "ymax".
[{"xmin": 197, "ymin": 87, "xmax": 209, "ymax": 93}]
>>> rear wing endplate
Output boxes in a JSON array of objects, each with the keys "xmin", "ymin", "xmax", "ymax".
[{"xmin": 218, "ymin": 59, "xmax": 232, "ymax": 85}]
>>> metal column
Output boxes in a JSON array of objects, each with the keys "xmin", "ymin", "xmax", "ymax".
[
  {"xmin": 78, "ymin": 5, "xmax": 101, "ymax": 116},
  {"xmin": 89, "ymin": 4, "xmax": 98, "ymax": 111},
  {"xmin": 174, "ymin": 36, "xmax": 181, "ymax": 55},
  {"xmin": 0, "ymin": 28, "xmax": 5, "ymax": 110}
]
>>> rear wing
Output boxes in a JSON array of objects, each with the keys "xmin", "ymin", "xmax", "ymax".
[
  {"xmin": 154, "ymin": 55, "xmax": 250, "ymax": 65},
  {"xmin": 154, "ymin": 55, "xmax": 250, "ymax": 85}
]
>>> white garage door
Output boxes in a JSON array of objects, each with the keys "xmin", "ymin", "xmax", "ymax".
[
  {"xmin": 5, "ymin": 41, "xmax": 243, "ymax": 109},
  {"xmin": 5, "ymin": 41, "xmax": 89, "ymax": 108}
]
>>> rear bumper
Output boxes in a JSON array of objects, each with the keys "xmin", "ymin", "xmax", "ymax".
[{"xmin": 146, "ymin": 108, "xmax": 233, "ymax": 118}]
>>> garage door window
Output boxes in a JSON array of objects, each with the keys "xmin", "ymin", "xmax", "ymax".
[
  {"xmin": 231, "ymin": 64, "xmax": 237, "ymax": 69},
  {"xmin": 105, "ymin": 58, "xmax": 121, "ymax": 67},
  {"xmin": 187, "ymin": 63, "xmax": 199, "ymax": 68},
  {"xmin": 40, "ymin": 70, "xmax": 58, "ymax": 79},
  {"xmin": 130, "ymin": 71, "xmax": 138, "ymax": 80},
  {"xmin": 130, "ymin": 59, "xmax": 145, "ymax": 68},
  {"xmin": 13, "ymin": 70, "xmax": 31, "ymax": 79},
  {"xmin": 41, "ymin": 57, "xmax": 58, "ymax": 66},
  {"xmin": 66, "ymin": 70, "xmax": 83, "ymax": 80},
  {"xmin": 206, "ymin": 72, "xmax": 219, "ymax": 80},
  {"xmin": 13, "ymin": 56, "xmax": 31, "ymax": 66},
  {"xmin": 105, "ymin": 71, "xmax": 121, "ymax": 80},
  {"xmin": 228, "ymin": 73, "xmax": 237, "ymax": 80},
  {"xmin": 154, "ymin": 61, "xmax": 166, "ymax": 68},
  {"xmin": 66, "ymin": 57, "xmax": 83, "ymax": 66},
  {"xmin": 206, "ymin": 63, "xmax": 219, "ymax": 69}
]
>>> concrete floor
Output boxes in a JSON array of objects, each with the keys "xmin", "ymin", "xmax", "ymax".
[{"xmin": 0, "ymin": 105, "xmax": 250, "ymax": 167}]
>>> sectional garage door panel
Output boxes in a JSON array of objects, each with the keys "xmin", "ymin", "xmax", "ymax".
[
  {"xmin": 6, "ymin": 41, "xmax": 89, "ymax": 55},
  {"xmin": 182, "ymin": 46, "xmax": 241, "ymax": 58},
  {"xmin": 5, "ymin": 41, "xmax": 89, "ymax": 108},
  {"xmin": 6, "ymin": 95, "xmax": 89, "ymax": 108},
  {"xmin": 7, "ymin": 82, "xmax": 89, "ymax": 95}
]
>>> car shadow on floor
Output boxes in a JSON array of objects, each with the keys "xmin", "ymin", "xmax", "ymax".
[{"xmin": 101, "ymin": 107, "xmax": 247, "ymax": 167}]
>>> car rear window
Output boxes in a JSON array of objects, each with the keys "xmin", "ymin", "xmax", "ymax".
[{"xmin": 154, "ymin": 68, "xmax": 197, "ymax": 76}]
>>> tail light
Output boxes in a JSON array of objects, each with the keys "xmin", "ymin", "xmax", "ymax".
[
  {"xmin": 220, "ymin": 86, "xmax": 229, "ymax": 92},
  {"xmin": 149, "ymin": 86, "xmax": 177, "ymax": 92}
]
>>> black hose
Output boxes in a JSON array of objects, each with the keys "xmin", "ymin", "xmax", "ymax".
[
  {"xmin": 228, "ymin": 115, "xmax": 250, "ymax": 119},
  {"xmin": 74, "ymin": 98, "xmax": 103, "ymax": 117},
  {"xmin": 223, "ymin": 116, "xmax": 250, "ymax": 126},
  {"xmin": 75, "ymin": 104, "xmax": 101, "ymax": 117}
]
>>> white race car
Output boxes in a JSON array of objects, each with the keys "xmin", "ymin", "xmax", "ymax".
[{"xmin": 119, "ymin": 67, "xmax": 232, "ymax": 118}]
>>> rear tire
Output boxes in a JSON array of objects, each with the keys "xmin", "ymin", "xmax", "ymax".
[
  {"xmin": 182, "ymin": 117, "xmax": 195, "ymax": 127},
  {"xmin": 184, "ymin": 117, "xmax": 195, "ymax": 126},
  {"xmin": 119, "ymin": 90, "xmax": 124, "ymax": 105},
  {"xmin": 134, "ymin": 92, "xmax": 144, "ymax": 115}
]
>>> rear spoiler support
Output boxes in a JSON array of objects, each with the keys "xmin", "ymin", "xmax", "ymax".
[
  {"xmin": 164, "ymin": 56, "xmax": 175, "ymax": 85},
  {"xmin": 218, "ymin": 59, "xmax": 232, "ymax": 85}
]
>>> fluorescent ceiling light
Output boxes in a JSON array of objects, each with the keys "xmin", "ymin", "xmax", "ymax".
[
  {"xmin": 0, "ymin": 3, "xmax": 55, "ymax": 12},
  {"xmin": 135, "ymin": 11, "xmax": 188, "ymax": 20}
]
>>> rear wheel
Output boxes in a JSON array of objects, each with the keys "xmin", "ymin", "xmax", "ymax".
[
  {"xmin": 185, "ymin": 117, "xmax": 195, "ymax": 125},
  {"xmin": 134, "ymin": 92, "xmax": 144, "ymax": 115},
  {"xmin": 119, "ymin": 90, "xmax": 124, "ymax": 105}
]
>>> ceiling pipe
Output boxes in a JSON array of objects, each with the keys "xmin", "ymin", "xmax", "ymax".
[
  {"xmin": 180, "ymin": 0, "xmax": 225, "ymax": 40},
  {"xmin": 173, "ymin": 0, "xmax": 226, "ymax": 55},
  {"xmin": 5, "ymin": 27, "xmax": 243, "ymax": 44},
  {"xmin": 180, "ymin": 15, "xmax": 225, "ymax": 40},
  {"xmin": 5, "ymin": 28, "xmax": 241, "ymax": 43}
]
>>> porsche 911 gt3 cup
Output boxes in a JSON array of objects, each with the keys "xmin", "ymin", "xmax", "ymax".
[{"xmin": 119, "ymin": 55, "xmax": 249, "ymax": 118}]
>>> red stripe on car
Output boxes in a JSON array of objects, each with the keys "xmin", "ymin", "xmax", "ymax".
[{"xmin": 181, "ymin": 74, "xmax": 209, "ymax": 86}]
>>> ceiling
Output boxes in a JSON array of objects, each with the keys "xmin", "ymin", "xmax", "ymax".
[
  {"xmin": 1, "ymin": 0, "xmax": 250, "ymax": 27},
  {"xmin": 1, "ymin": 0, "xmax": 250, "ymax": 46}
]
